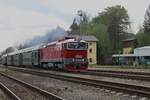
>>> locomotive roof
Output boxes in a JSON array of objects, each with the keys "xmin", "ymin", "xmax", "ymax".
[
  {"xmin": 66, "ymin": 35, "xmax": 99, "ymax": 42},
  {"xmin": 62, "ymin": 39, "xmax": 76, "ymax": 43},
  {"xmin": 62, "ymin": 39, "xmax": 86, "ymax": 43},
  {"xmin": 47, "ymin": 41, "xmax": 57, "ymax": 46},
  {"xmin": 20, "ymin": 44, "xmax": 43, "ymax": 53},
  {"xmin": 47, "ymin": 39, "xmax": 86, "ymax": 46}
]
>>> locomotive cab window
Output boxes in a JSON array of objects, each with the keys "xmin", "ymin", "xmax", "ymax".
[{"xmin": 67, "ymin": 42, "xmax": 88, "ymax": 50}]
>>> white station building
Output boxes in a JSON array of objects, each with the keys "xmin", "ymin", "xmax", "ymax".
[
  {"xmin": 134, "ymin": 46, "xmax": 150, "ymax": 56},
  {"xmin": 112, "ymin": 46, "xmax": 150, "ymax": 65}
]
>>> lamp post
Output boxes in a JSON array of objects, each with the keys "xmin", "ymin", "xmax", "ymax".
[{"xmin": 77, "ymin": 10, "xmax": 83, "ymax": 41}]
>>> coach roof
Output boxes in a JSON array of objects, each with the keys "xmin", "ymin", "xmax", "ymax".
[
  {"xmin": 20, "ymin": 44, "xmax": 44, "ymax": 53},
  {"xmin": 7, "ymin": 44, "xmax": 44, "ymax": 55}
]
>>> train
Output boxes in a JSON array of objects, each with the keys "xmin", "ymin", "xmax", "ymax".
[{"xmin": 0, "ymin": 38, "xmax": 88, "ymax": 71}]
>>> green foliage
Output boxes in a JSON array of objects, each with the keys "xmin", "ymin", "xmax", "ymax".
[
  {"xmin": 85, "ymin": 22, "xmax": 112, "ymax": 64},
  {"xmin": 70, "ymin": 5, "xmax": 130, "ymax": 64},
  {"xmin": 70, "ymin": 10, "xmax": 89, "ymax": 35},
  {"xmin": 96, "ymin": 5, "xmax": 130, "ymax": 53},
  {"xmin": 70, "ymin": 18, "xmax": 80, "ymax": 34},
  {"xmin": 80, "ymin": 11, "xmax": 89, "ymax": 34},
  {"xmin": 136, "ymin": 32, "xmax": 150, "ymax": 47},
  {"xmin": 94, "ymin": 5, "xmax": 129, "ymax": 27},
  {"xmin": 136, "ymin": 4, "xmax": 150, "ymax": 48},
  {"xmin": 84, "ymin": 5, "xmax": 130, "ymax": 64}
]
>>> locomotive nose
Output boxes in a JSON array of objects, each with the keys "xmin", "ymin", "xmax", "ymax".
[{"xmin": 75, "ymin": 63, "xmax": 80, "ymax": 69}]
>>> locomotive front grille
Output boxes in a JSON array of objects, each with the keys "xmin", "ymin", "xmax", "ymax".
[
  {"xmin": 64, "ymin": 58, "xmax": 85, "ymax": 65},
  {"xmin": 73, "ymin": 58, "xmax": 84, "ymax": 62}
]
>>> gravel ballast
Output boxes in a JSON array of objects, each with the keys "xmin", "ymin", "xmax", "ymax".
[
  {"xmin": 0, "ymin": 68, "xmax": 148, "ymax": 100},
  {"xmin": 37, "ymin": 70, "xmax": 150, "ymax": 88},
  {"xmin": 0, "ymin": 89, "xmax": 10, "ymax": 100},
  {"xmin": 0, "ymin": 74, "xmax": 49, "ymax": 100}
]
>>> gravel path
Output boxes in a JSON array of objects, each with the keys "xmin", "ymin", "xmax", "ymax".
[
  {"xmin": 1, "ymin": 69, "xmax": 148, "ymax": 100},
  {"xmin": 0, "ymin": 74, "xmax": 49, "ymax": 100}
]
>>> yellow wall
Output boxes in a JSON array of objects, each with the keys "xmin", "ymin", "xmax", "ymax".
[
  {"xmin": 123, "ymin": 47, "xmax": 132, "ymax": 54},
  {"xmin": 87, "ymin": 42, "xmax": 97, "ymax": 64}
]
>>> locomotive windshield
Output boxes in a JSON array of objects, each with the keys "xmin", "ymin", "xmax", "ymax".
[{"xmin": 67, "ymin": 42, "xmax": 88, "ymax": 50}]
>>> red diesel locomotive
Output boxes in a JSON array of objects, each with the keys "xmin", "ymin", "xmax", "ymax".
[
  {"xmin": 40, "ymin": 39, "xmax": 88, "ymax": 71},
  {"xmin": 1, "ymin": 38, "xmax": 88, "ymax": 71}
]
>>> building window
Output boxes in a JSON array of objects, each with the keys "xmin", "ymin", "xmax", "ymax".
[
  {"xmin": 89, "ymin": 48, "xmax": 92, "ymax": 53},
  {"xmin": 89, "ymin": 42, "xmax": 92, "ymax": 45},
  {"xmin": 89, "ymin": 58, "xmax": 92, "ymax": 62}
]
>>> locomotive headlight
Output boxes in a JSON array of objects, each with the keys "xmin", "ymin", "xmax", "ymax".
[
  {"xmin": 72, "ymin": 59, "xmax": 75, "ymax": 62},
  {"xmin": 82, "ymin": 59, "xmax": 84, "ymax": 62}
]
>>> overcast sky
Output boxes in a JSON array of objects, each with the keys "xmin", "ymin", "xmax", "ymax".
[{"xmin": 0, "ymin": 0, "xmax": 150, "ymax": 52}]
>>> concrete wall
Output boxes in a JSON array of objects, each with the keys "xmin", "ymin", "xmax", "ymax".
[{"xmin": 123, "ymin": 47, "xmax": 132, "ymax": 54}]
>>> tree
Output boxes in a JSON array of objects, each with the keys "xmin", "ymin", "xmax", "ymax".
[
  {"xmin": 136, "ymin": 4, "xmax": 150, "ymax": 47},
  {"xmin": 80, "ymin": 11, "xmax": 89, "ymax": 34},
  {"xmin": 138, "ymin": 25, "xmax": 144, "ymax": 33},
  {"xmin": 93, "ymin": 5, "xmax": 130, "ymax": 53},
  {"xmin": 69, "ymin": 18, "xmax": 80, "ymax": 35},
  {"xmin": 69, "ymin": 6, "xmax": 130, "ymax": 64},
  {"xmin": 136, "ymin": 32, "xmax": 150, "ymax": 47},
  {"xmin": 143, "ymin": 5, "xmax": 150, "ymax": 33},
  {"xmin": 70, "ymin": 10, "xmax": 89, "ymax": 35},
  {"xmin": 86, "ymin": 21, "xmax": 112, "ymax": 64}
]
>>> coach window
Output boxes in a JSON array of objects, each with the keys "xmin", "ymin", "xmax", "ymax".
[
  {"xmin": 89, "ymin": 58, "xmax": 92, "ymax": 62},
  {"xmin": 89, "ymin": 48, "xmax": 92, "ymax": 53}
]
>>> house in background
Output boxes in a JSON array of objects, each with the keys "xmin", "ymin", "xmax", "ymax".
[
  {"xmin": 122, "ymin": 38, "xmax": 137, "ymax": 54},
  {"xmin": 112, "ymin": 37, "xmax": 137, "ymax": 65},
  {"xmin": 112, "ymin": 37, "xmax": 150, "ymax": 65},
  {"xmin": 65, "ymin": 35, "xmax": 99, "ymax": 64}
]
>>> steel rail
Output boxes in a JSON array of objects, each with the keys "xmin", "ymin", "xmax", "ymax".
[
  {"xmin": 0, "ymin": 72, "xmax": 64, "ymax": 100},
  {"xmin": 8, "ymin": 67, "xmax": 150, "ymax": 98},
  {"xmin": 0, "ymin": 82, "xmax": 21, "ymax": 100},
  {"xmin": 76, "ymin": 70, "xmax": 150, "ymax": 81},
  {"xmin": 88, "ymin": 69, "xmax": 150, "ymax": 75}
]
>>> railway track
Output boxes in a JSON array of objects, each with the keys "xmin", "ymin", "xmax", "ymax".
[
  {"xmin": 7, "ymin": 67, "xmax": 150, "ymax": 98},
  {"xmin": 0, "ymin": 82, "xmax": 21, "ymax": 100},
  {"xmin": 0, "ymin": 72, "xmax": 64, "ymax": 100},
  {"xmin": 4, "ymin": 65, "xmax": 150, "ymax": 81},
  {"xmin": 88, "ymin": 69, "xmax": 150, "ymax": 75},
  {"xmin": 77, "ymin": 70, "xmax": 150, "ymax": 81}
]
